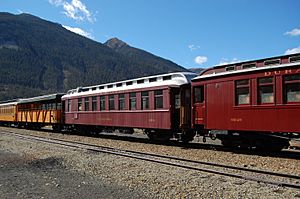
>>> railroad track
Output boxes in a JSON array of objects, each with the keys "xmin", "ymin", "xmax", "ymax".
[{"xmin": 1, "ymin": 131, "xmax": 300, "ymax": 190}]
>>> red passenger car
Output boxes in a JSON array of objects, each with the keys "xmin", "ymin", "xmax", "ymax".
[
  {"xmin": 62, "ymin": 72, "xmax": 197, "ymax": 141},
  {"xmin": 192, "ymin": 53, "xmax": 300, "ymax": 150}
]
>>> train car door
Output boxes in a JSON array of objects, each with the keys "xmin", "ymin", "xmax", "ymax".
[
  {"xmin": 193, "ymin": 85, "xmax": 205, "ymax": 126},
  {"xmin": 171, "ymin": 88, "xmax": 181, "ymax": 130},
  {"xmin": 179, "ymin": 85, "xmax": 192, "ymax": 129}
]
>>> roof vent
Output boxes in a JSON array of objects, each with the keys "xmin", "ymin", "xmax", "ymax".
[
  {"xmin": 225, "ymin": 66, "xmax": 235, "ymax": 71},
  {"xmin": 149, "ymin": 77, "xmax": 157, "ymax": 82},
  {"xmin": 264, "ymin": 59, "xmax": 280, "ymax": 66},
  {"xmin": 137, "ymin": 79, "xmax": 144, "ymax": 84},
  {"xmin": 289, "ymin": 55, "xmax": 300, "ymax": 63},
  {"xmin": 242, "ymin": 63, "xmax": 256, "ymax": 69},
  {"xmin": 163, "ymin": 75, "xmax": 172, "ymax": 81}
]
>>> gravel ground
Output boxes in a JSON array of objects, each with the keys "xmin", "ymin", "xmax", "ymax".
[
  {"xmin": 0, "ymin": 142, "xmax": 146, "ymax": 199},
  {"xmin": 0, "ymin": 126, "xmax": 300, "ymax": 198}
]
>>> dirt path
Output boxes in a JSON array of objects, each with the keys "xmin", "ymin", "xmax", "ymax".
[{"xmin": 0, "ymin": 150, "xmax": 146, "ymax": 199}]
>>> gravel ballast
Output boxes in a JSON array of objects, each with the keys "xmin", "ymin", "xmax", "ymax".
[{"xmin": 0, "ymin": 127, "xmax": 300, "ymax": 198}]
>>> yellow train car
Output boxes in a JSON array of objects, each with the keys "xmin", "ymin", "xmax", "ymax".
[
  {"xmin": 17, "ymin": 94, "xmax": 64, "ymax": 130},
  {"xmin": 0, "ymin": 101, "xmax": 18, "ymax": 123}
]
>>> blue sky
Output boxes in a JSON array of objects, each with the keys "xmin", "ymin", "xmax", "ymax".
[{"xmin": 1, "ymin": 0, "xmax": 300, "ymax": 68}]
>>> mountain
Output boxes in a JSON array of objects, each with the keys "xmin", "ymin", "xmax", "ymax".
[
  {"xmin": 104, "ymin": 38, "xmax": 186, "ymax": 73},
  {"xmin": 188, "ymin": 67, "xmax": 205, "ymax": 74},
  {"xmin": 0, "ymin": 12, "xmax": 188, "ymax": 101}
]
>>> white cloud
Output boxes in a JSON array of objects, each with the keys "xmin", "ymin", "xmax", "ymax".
[
  {"xmin": 194, "ymin": 56, "xmax": 208, "ymax": 65},
  {"xmin": 219, "ymin": 58, "xmax": 240, "ymax": 65},
  {"xmin": 49, "ymin": 0, "xmax": 95, "ymax": 23},
  {"xmin": 49, "ymin": 0, "xmax": 64, "ymax": 6},
  {"xmin": 284, "ymin": 46, "xmax": 300, "ymax": 55},
  {"xmin": 188, "ymin": 44, "xmax": 200, "ymax": 51},
  {"xmin": 285, "ymin": 28, "xmax": 300, "ymax": 36},
  {"xmin": 17, "ymin": 9, "xmax": 24, "ymax": 14},
  {"xmin": 63, "ymin": 25, "xmax": 93, "ymax": 39}
]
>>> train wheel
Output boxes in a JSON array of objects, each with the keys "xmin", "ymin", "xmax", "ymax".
[
  {"xmin": 180, "ymin": 130, "xmax": 195, "ymax": 143},
  {"xmin": 52, "ymin": 125, "xmax": 62, "ymax": 132},
  {"xmin": 145, "ymin": 130, "xmax": 172, "ymax": 141},
  {"xmin": 255, "ymin": 140, "xmax": 289, "ymax": 151},
  {"xmin": 220, "ymin": 139, "xmax": 239, "ymax": 149}
]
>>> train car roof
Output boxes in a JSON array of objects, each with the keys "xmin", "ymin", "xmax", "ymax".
[
  {"xmin": 17, "ymin": 93, "xmax": 65, "ymax": 104},
  {"xmin": 193, "ymin": 53, "xmax": 300, "ymax": 81},
  {"xmin": 63, "ymin": 72, "xmax": 197, "ymax": 99},
  {"xmin": 0, "ymin": 100, "xmax": 19, "ymax": 106}
]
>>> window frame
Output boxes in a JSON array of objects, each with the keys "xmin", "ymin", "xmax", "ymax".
[
  {"xmin": 141, "ymin": 91, "xmax": 149, "ymax": 110},
  {"xmin": 100, "ymin": 96, "xmax": 106, "ymax": 111},
  {"xmin": 118, "ymin": 94, "xmax": 125, "ymax": 110},
  {"xmin": 257, "ymin": 77, "xmax": 274, "ymax": 105},
  {"xmin": 129, "ymin": 92, "xmax": 137, "ymax": 110},
  {"xmin": 92, "ymin": 96, "xmax": 97, "ymax": 111},
  {"xmin": 109, "ymin": 95, "xmax": 115, "ymax": 110},
  {"xmin": 84, "ymin": 97, "xmax": 90, "ymax": 111},
  {"xmin": 193, "ymin": 86, "xmax": 204, "ymax": 103},
  {"xmin": 78, "ymin": 98, "xmax": 82, "ymax": 111},
  {"xmin": 283, "ymin": 74, "xmax": 300, "ymax": 104},
  {"xmin": 154, "ymin": 90, "xmax": 164, "ymax": 109},
  {"xmin": 67, "ymin": 99, "xmax": 71, "ymax": 112},
  {"xmin": 235, "ymin": 79, "xmax": 250, "ymax": 106}
]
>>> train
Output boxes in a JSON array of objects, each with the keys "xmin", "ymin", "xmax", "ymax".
[{"xmin": 0, "ymin": 53, "xmax": 300, "ymax": 151}]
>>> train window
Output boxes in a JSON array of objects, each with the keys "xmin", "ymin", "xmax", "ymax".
[
  {"xmin": 175, "ymin": 94, "xmax": 180, "ymax": 109},
  {"xmin": 85, "ymin": 97, "xmax": 90, "ymax": 111},
  {"xmin": 92, "ymin": 96, "xmax": 97, "ymax": 111},
  {"xmin": 284, "ymin": 74, "xmax": 300, "ymax": 81},
  {"xmin": 155, "ymin": 90, "xmax": 164, "ymax": 109},
  {"xmin": 290, "ymin": 55, "xmax": 300, "ymax": 63},
  {"xmin": 130, "ymin": 92, "xmax": 136, "ymax": 110},
  {"xmin": 163, "ymin": 75, "xmax": 172, "ymax": 81},
  {"xmin": 56, "ymin": 103, "xmax": 61, "ymax": 110},
  {"xmin": 49, "ymin": 103, "xmax": 54, "ymax": 110},
  {"xmin": 258, "ymin": 77, "xmax": 274, "ymax": 104},
  {"xmin": 194, "ymin": 86, "xmax": 204, "ymax": 103},
  {"xmin": 137, "ymin": 79, "xmax": 144, "ymax": 84},
  {"xmin": 67, "ymin": 100, "xmax": 71, "ymax": 112},
  {"xmin": 284, "ymin": 74, "xmax": 300, "ymax": 103},
  {"xmin": 109, "ymin": 95, "xmax": 115, "ymax": 110},
  {"xmin": 149, "ymin": 77, "xmax": 157, "ymax": 82},
  {"xmin": 119, "ymin": 94, "xmax": 125, "ymax": 110},
  {"xmin": 236, "ymin": 79, "xmax": 248, "ymax": 86},
  {"xmin": 141, "ymin": 91, "xmax": 149, "ymax": 110},
  {"xmin": 264, "ymin": 59, "xmax": 280, "ymax": 66},
  {"xmin": 225, "ymin": 66, "xmax": 235, "ymax": 71},
  {"xmin": 78, "ymin": 99, "xmax": 82, "ymax": 111},
  {"xmin": 242, "ymin": 63, "xmax": 256, "ymax": 69},
  {"xmin": 100, "ymin": 96, "xmax": 106, "ymax": 111},
  {"xmin": 235, "ymin": 79, "xmax": 250, "ymax": 105}
]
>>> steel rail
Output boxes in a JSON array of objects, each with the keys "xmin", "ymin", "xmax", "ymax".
[{"xmin": 2, "ymin": 131, "xmax": 300, "ymax": 189}]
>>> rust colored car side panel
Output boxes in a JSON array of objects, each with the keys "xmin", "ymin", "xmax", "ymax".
[{"xmin": 192, "ymin": 57, "xmax": 300, "ymax": 133}]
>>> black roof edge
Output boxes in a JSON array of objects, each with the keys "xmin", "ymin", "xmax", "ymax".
[{"xmin": 17, "ymin": 93, "xmax": 65, "ymax": 104}]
